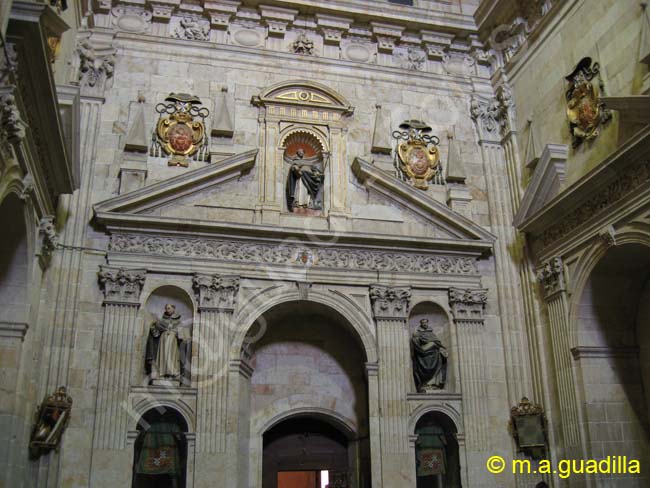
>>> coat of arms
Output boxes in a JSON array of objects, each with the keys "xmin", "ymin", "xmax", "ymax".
[
  {"xmin": 150, "ymin": 93, "xmax": 209, "ymax": 167},
  {"xmin": 393, "ymin": 120, "xmax": 441, "ymax": 190},
  {"xmin": 565, "ymin": 57, "xmax": 611, "ymax": 148}
]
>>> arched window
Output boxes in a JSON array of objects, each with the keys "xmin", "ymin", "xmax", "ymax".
[
  {"xmin": 132, "ymin": 407, "xmax": 188, "ymax": 488},
  {"xmin": 414, "ymin": 412, "xmax": 461, "ymax": 488}
]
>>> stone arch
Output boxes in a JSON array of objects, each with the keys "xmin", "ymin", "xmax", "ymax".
[
  {"xmin": 230, "ymin": 285, "xmax": 377, "ymax": 362},
  {"xmin": 409, "ymin": 404, "xmax": 463, "ymax": 435},
  {"xmin": 130, "ymin": 397, "xmax": 195, "ymax": 432},
  {"xmin": 258, "ymin": 405, "xmax": 357, "ymax": 440},
  {"xmin": 568, "ymin": 229, "xmax": 650, "ymax": 346}
]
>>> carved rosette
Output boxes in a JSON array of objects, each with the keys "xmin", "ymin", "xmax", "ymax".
[
  {"xmin": 369, "ymin": 285, "xmax": 411, "ymax": 320},
  {"xmin": 98, "ymin": 266, "xmax": 146, "ymax": 305},
  {"xmin": 537, "ymin": 257, "xmax": 565, "ymax": 301},
  {"xmin": 192, "ymin": 274, "xmax": 240, "ymax": 312},
  {"xmin": 448, "ymin": 287, "xmax": 488, "ymax": 325}
]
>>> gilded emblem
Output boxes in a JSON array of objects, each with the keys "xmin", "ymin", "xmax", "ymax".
[
  {"xmin": 393, "ymin": 120, "xmax": 441, "ymax": 190},
  {"xmin": 565, "ymin": 57, "xmax": 611, "ymax": 148},
  {"xmin": 150, "ymin": 93, "xmax": 209, "ymax": 167}
]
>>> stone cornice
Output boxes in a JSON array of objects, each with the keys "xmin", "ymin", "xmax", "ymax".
[
  {"xmin": 517, "ymin": 126, "xmax": 650, "ymax": 261},
  {"xmin": 94, "ymin": 149, "xmax": 258, "ymax": 214}
]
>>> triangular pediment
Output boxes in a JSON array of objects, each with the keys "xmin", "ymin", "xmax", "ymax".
[
  {"xmin": 514, "ymin": 144, "xmax": 568, "ymax": 228},
  {"xmin": 94, "ymin": 150, "xmax": 258, "ymax": 215},
  {"xmin": 351, "ymin": 157, "xmax": 496, "ymax": 243}
]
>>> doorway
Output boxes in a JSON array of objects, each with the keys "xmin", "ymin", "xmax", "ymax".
[{"xmin": 263, "ymin": 416, "xmax": 352, "ymax": 488}]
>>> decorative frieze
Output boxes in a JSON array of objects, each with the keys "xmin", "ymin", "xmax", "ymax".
[
  {"xmin": 192, "ymin": 274, "xmax": 240, "ymax": 312},
  {"xmin": 538, "ymin": 161, "xmax": 650, "ymax": 248},
  {"xmin": 109, "ymin": 234, "xmax": 479, "ymax": 275},
  {"xmin": 369, "ymin": 285, "xmax": 411, "ymax": 320},
  {"xmin": 536, "ymin": 257, "xmax": 565, "ymax": 301},
  {"xmin": 173, "ymin": 16, "xmax": 210, "ymax": 41},
  {"xmin": 448, "ymin": 287, "xmax": 488, "ymax": 324},
  {"xmin": 97, "ymin": 266, "xmax": 146, "ymax": 305}
]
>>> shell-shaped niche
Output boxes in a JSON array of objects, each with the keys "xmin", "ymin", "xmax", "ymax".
[{"xmin": 282, "ymin": 130, "xmax": 325, "ymax": 159}]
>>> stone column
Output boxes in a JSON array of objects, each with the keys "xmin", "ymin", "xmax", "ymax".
[
  {"xmin": 448, "ymin": 287, "xmax": 494, "ymax": 487},
  {"xmin": 369, "ymin": 285, "xmax": 412, "ymax": 488},
  {"xmin": 470, "ymin": 94, "xmax": 533, "ymax": 406},
  {"xmin": 91, "ymin": 266, "xmax": 145, "ymax": 486},
  {"xmin": 537, "ymin": 258, "xmax": 582, "ymax": 453},
  {"xmin": 192, "ymin": 274, "xmax": 240, "ymax": 487}
]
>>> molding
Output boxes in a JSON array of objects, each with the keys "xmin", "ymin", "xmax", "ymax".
[
  {"xmin": 94, "ymin": 149, "xmax": 258, "ymax": 214},
  {"xmin": 517, "ymin": 125, "xmax": 650, "ymax": 258},
  {"xmin": 571, "ymin": 346, "xmax": 639, "ymax": 360},
  {"xmin": 406, "ymin": 392, "xmax": 462, "ymax": 402},
  {"xmin": 352, "ymin": 157, "xmax": 496, "ymax": 245},
  {"xmin": 0, "ymin": 321, "xmax": 29, "ymax": 341},
  {"xmin": 109, "ymin": 233, "xmax": 481, "ymax": 276},
  {"xmin": 600, "ymin": 96, "xmax": 650, "ymax": 125},
  {"xmin": 513, "ymin": 143, "xmax": 568, "ymax": 227}
]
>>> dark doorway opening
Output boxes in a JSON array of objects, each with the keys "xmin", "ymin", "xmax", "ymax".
[
  {"xmin": 263, "ymin": 416, "xmax": 352, "ymax": 488},
  {"xmin": 132, "ymin": 407, "xmax": 188, "ymax": 488},
  {"xmin": 414, "ymin": 412, "xmax": 461, "ymax": 488}
]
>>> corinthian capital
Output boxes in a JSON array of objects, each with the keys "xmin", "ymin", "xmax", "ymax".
[
  {"xmin": 192, "ymin": 274, "xmax": 240, "ymax": 312},
  {"xmin": 98, "ymin": 266, "xmax": 146, "ymax": 305},
  {"xmin": 470, "ymin": 90, "xmax": 511, "ymax": 142},
  {"xmin": 448, "ymin": 287, "xmax": 488, "ymax": 325},
  {"xmin": 369, "ymin": 285, "xmax": 411, "ymax": 320},
  {"xmin": 75, "ymin": 33, "xmax": 116, "ymax": 97},
  {"xmin": 537, "ymin": 257, "xmax": 566, "ymax": 301}
]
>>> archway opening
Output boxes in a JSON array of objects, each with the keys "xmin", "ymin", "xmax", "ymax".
[
  {"xmin": 246, "ymin": 300, "xmax": 371, "ymax": 488},
  {"xmin": 263, "ymin": 415, "xmax": 351, "ymax": 488},
  {"xmin": 414, "ymin": 412, "xmax": 461, "ymax": 488},
  {"xmin": 576, "ymin": 243, "xmax": 650, "ymax": 467},
  {"xmin": 132, "ymin": 407, "xmax": 188, "ymax": 488}
]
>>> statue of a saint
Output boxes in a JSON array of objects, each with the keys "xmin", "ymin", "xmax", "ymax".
[
  {"xmin": 411, "ymin": 319, "xmax": 448, "ymax": 392},
  {"xmin": 145, "ymin": 304, "xmax": 191, "ymax": 384},
  {"xmin": 286, "ymin": 148, "xmax": 323, "ymax": 213}
]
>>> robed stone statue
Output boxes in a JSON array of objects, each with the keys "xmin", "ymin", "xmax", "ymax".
[
  {"xmin": 411, "ymin": 319, "xmax": 448, "ymax": 392},
  {"xmin": 145, "ymin": 304, "xmax": 191, "ymax": 385},
  {"xmin": 286, "ymin": 148, "xmax": 323, "ymax": 213}
]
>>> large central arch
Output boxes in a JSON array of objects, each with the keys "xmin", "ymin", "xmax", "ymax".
[
  {"xmin": 229, "ymin": 285, "xmax": 377, "ymax": 363},
  {"xmin": 230, "ymin": 292, "xmax": 375, "ymax": 488}
]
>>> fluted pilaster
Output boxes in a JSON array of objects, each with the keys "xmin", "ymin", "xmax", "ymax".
[
  {"xmin": 93, "ymin": 266, "xmax": 145, "ymax": 450},
  {"xmin": 193, "ymin": 274, "xmax": 240, "ymax": 454}
]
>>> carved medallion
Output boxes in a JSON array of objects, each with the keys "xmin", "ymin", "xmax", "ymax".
[
  {"xmin": 394, "ymin": 120, "xmax": 441, "ymax": 189},
  {"xmin": 151, "ymin": 93, "xmax": 209, "ymax": 167},
  {"xmin": 565, "ymin": 57, "xmax": 611, "ymax": 148}
]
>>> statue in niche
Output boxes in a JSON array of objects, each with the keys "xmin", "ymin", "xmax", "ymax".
[
  {"xmin": 285, "ymin": 147, "xmax": 324, "ymax": 215},
  {"xmin": 411, "ymin": 319, "xmax": 448, "ymax": 392},
  {"xmin": 145, "ymin": 304, "xmax": 192, "ymax": 385}
]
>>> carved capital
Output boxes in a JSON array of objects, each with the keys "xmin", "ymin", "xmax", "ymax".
[
  {"xmin": 448, "ymin": 287, "xmax": 488, "ymax": 325},
  {"xmin": 537, "ymin": 257, "xmax": 566, "ymax": 301},
  {"xmin": 98, "ymin": 266, "xmax": 146, "ymax": 305},
  {"xmin": 369, "ymin": 285, "xmax": 411, "ymax": 320},
  {"xmin": 76, "ymin": 36, "xmax": 116, "ymax": 97},
  {"xmin": 470, "ymin": 93, "xmax": 509, "ymax": 142},
  {"xmin": 192, "ymin": 274, "xmax": 240, "ymax": 312}
]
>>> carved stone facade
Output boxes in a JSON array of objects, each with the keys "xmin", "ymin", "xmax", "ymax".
[{"xmin": 3, "ymin": 1, "xmax": 649, "ymax": 488}]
